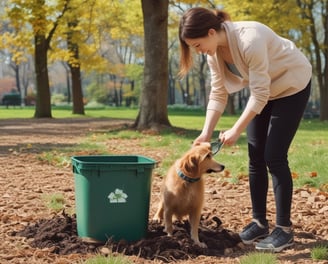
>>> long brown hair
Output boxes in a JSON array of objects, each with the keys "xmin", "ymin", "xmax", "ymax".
[{"xmin": 178, "ymin": 7, "xmax": 230, "ymax": 77}]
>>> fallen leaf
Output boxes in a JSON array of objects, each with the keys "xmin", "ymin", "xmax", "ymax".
[
  {"xmin": 291, "ymin": 171, "xmax": 298, "ymax": 179},
  {"xmin": 309, "ymin": 171, "xmax": 318, "ymax": 178}
]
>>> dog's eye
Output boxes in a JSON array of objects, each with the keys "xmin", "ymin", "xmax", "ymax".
[{"xmin": 206, "ymin": 153, "xmax": 212, "ymax": 159}]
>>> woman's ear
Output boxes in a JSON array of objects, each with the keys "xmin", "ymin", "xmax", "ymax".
[{"xmin": 208, "ymin": 28, "xmax": 216, "ymax": 37}]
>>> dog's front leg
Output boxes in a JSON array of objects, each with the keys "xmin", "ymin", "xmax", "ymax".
[
  {"xmin": 163, "ymin": 208, "xmax": 174, "ymax": 236},
  {"xmin": 153, "ymin": 199, "xmax": 164, "ymax": 223},
  {"xmin": 189, "ymin": 210, "xmax": 207, "ymax": 248}
]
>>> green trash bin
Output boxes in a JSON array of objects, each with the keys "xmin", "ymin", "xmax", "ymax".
[{"xmin": 71, "ymin": 155, "xmax": 156, "ymax": 242}]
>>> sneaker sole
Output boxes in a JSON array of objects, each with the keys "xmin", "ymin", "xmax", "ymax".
[
  {"xmin": 240, "ymin": 233, "xmax": 270, "ymax": 245},
  {"xmin": 255, "ymin": 240, "xmax": 294, "ymax": 253}
]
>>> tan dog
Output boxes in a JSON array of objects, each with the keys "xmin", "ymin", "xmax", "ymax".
[{"xmin": 153, "ymin": 142, "xmax": 225, "ymax": 248}]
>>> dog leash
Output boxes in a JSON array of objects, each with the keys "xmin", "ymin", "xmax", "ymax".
[{"xmin": 210, "ymin": 131, "xmax": 224, "ymax": 155}]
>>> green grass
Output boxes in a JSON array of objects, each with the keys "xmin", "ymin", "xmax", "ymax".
[
  {"xmin": 41, "ymin": 193, "xmax": 65, "ymax": 212},
  {"xmin": 239, "ymin": 252, "xmax": 279, "ymax": 264},
  {"xmin": 81, "ymin": 254, "xmax": 132, "ymax": 264},
  {"xmin": 311, "ymin": 244, "xmax": 328, "ymax": 260},
  {"xmin": 0, "ymin": 105, "xmax": 139, "ymax": 119},
  {"xmin": 1, "ymin": 106, "xmax": 327, "ymax": 189}
]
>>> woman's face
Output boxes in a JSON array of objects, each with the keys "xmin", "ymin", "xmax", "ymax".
[{"xmin": 184, "ymin": 29, "xmax": 218, "ymax": 56}]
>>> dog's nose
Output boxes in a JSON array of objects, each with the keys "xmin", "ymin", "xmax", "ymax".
[{"xmin": 221, "ymin": 165, "xmax": 225, "ymax": 170}]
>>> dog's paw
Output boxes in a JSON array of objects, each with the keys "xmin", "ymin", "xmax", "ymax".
[
  {"xmin": 152, "ymin": 215, "xmax": 161, "ymax": 223},
  {"xmin": 163, "ymin": 228, "xmax": 173, "ymax": 236},
  {"xmin": 194, "ymin": 241, "xmax": 207, "ymax": 248}
]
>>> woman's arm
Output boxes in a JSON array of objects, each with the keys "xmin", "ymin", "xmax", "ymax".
[
  {"xmin": 220, "ymin": 108, "xmax": 257, "ymax": 145},
  {"xmin": 194, "ymin": 109, "xmax": 222, "ymax": 144}
]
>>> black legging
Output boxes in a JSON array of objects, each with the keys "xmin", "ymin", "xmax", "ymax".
[{"xmin": 247, "ymin": 80, "xmax": 311, "ymax": 227}]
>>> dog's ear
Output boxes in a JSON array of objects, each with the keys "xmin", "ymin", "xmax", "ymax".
[
  {"xmin": 199, "ymin": 145, "xmax": 212, "ymax": 162},
  {"xmin": 181, "ymin": 143, "xmax": 212, "ymax": 175},
  {"xmin": 181, "ymin": 154, "xmax": 199, "ymax": 175},
  {"xmin": 194, "ymin": 142, "xmax": 211, "ymax": 156}
]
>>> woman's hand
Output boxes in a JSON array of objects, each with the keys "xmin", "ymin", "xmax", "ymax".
[
  {"xmin": 193, "ymin": 133, "xmax": 210, "ymax": 146},
  {"xmin": 219, "ymin": 128, "xmax": 241, "ymax": 146},
  {"xmin": 219, "ymin": 109, "xmax": 256, "ymax": 146}
]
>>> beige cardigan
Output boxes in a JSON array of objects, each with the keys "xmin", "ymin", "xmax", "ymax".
[{"xmin": 207, "ymin": 21, "xmax": 312, "ymax": 114}]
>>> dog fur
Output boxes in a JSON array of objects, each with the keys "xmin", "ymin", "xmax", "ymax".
[{"xmin": 153, "ymin": 142, "xmax": 225, "ymax": 248}]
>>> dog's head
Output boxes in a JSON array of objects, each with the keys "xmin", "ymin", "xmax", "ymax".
[{"xmin": 180, "ymin": 142, "xmax": 225, "ymax": 177}]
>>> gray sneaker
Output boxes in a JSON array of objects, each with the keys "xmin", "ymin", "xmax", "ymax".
[
  {"xmin": 239, "ymin": 219, "xmax": 269, "ymax": 245},
  {"xmin": 255, "ymin": 226, "xmax": 294, "ymax": 252}
]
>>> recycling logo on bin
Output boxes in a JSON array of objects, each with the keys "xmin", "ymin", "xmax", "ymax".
[{"xmin": 108, "ymin": 188, "xmax": 128, "ymax": 203}]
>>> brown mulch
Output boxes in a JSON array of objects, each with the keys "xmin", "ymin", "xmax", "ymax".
[
  {"xmin": 0, "ymin": 118, "xmax": 327, "ymax": 264},
  {"xmin": 11, "ymin": 210, "xmax": 241, "ymax": 262}
]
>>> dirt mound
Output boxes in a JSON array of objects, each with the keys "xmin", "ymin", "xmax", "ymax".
[{"xmin": 12, "ymin": 211, "xmax": 241, "ymax": 262}]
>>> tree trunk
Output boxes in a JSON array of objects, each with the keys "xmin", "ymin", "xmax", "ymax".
[
  {"xmin": 320, "ymin": 68, "xmax": 328, "ymax": 120},
  {"xmin": 67, "ymin": 20, "xmax": 85, "ymax": 115},
  {"xmin": 22, "ymin": 62, "xmax": 30, "ymax": 105},
  {"xmin": 168, "ymin": 59, "xmax": 175, "ymax": 105},
  {"xmin": 66, "ymin": 66, "xmax": 71, "ymax": 104},
  {"xmin": 13, "ymin": 65, "xmax": 21, "ymax": 94},
  {"xmin": 33, "ymin": 0, "xmax": 69, "ymax": 117},
  {"xmin": 34, "ymin": 34, "xmax": 52, "ymax": 118},
  {"xmin": 320, "ymin": 1, "xmax": 328, "ymax": 121},
  {"xmin": 297, "ymin": 0, "xmax": 328, "ymax": 121},
  {"xmin": 62, "ymin": 62, "xmax": 71, "ymax": 103},
  {"xmin": 70, "ymin": 63, "xmax": 84, "ymax": 115},
  {"xmin": 199, "ymin": 55, "xmax": 207, "ymax": 109},
  {"xmin": 134, "ymin": 0, "xmax": 171, "ymax": 130},
  {"xmin": 226, "ymin": 95, "xmax": 236, "ymax": 115}
]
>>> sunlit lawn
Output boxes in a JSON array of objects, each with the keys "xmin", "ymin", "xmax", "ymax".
[{"xmin": 1, "ymin": 105, "xmax": 327, "ymax": 190}]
